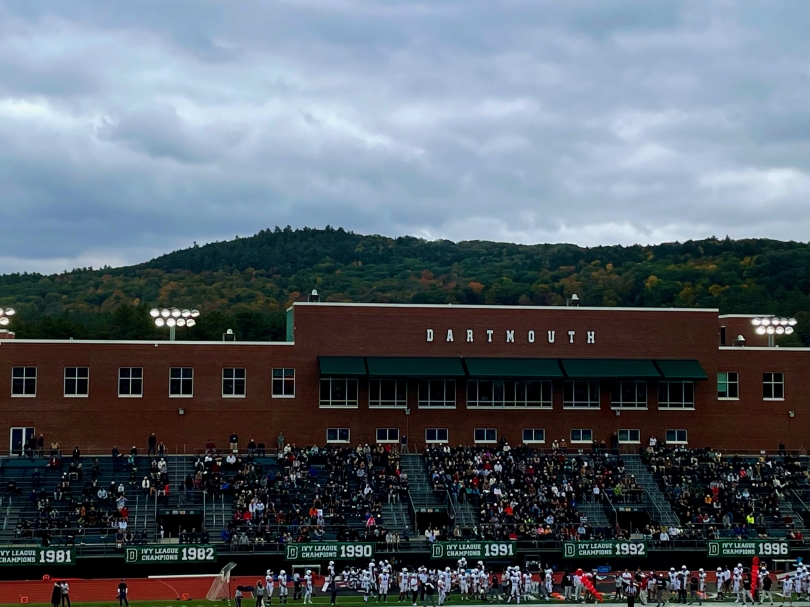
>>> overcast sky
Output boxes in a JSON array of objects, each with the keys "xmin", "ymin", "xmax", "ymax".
[{"xmin": 0, "ymin": 1, "xmax": 807, "ymax": 274}]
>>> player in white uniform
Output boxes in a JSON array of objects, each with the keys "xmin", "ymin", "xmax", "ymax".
[
  {"xmin": 304, "ymin": 570, "xmax": 314, "ymax": 605},
  {"xmin": 507, "ymin": 568, "xmax": 522, "ymax": 604},
  {"xmin": 380, "ymin": 570, "xmax": 391, "ymax": 603},
  {"xmin": 782, "ymin": 575, "xmax": 794, "ymax": 606},
  {"xmin": 523, "ymin": 571, "xmax": 533, "ymax": 600},
  {"xmin": 458, "ymin": 566, "xmax": 469, "ymax": 601},
  {"xmin": 399, "ymin": 569, "xmax": 409, "ymax": 602},
  {"xmin": 697, "ymin": 569, "xmax": 706, "ymax": 603},
  {"xmin": 733, "ymin": 565, "xmax": 742, "ymax": 602},
  {"xmin": 409, "ymin": 572, "xmax": 419, "ymax": 606},
  {"xmin": 266, "ymin": 570, "xmax": 275, "ymax": 605},
  {"xmin": 437, "ymin": 576, "xmax": 447, "ymax": 606},
  {"xmin": 278, "ymin": 570, "xmax": 289, "ymax": 604}
]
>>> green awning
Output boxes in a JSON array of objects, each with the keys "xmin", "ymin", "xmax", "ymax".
[
  {"xmin": 366, "ymin": 357, "xmax": 466, "ymax": 378},
  {"xmin": 318, "ymin": 357, "xmax": 367, "ymax": 376},
  {"xmin": 561, "ymin": 359, "xmax": 661, "ymax": 379},
  {"xmin": 464, "ymin": 358, "xmax": 563, "ymax": 378},
  {"xmin": 655, "ymin": 359, "xmax": 708, "ymax": 380}
]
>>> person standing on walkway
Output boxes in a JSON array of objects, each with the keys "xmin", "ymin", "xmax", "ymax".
[
  {"xmin": 50, "ymin": 582, "xmax": 62, "ymax": 607},
  {"xmin": 60, "ymin": 580, "xmax": 72, "ymax": 607},
  {"xmin": 117, "ymin": 579, "xmax": 129, "ymax": 607},
  {"xmin": 626, "ymin": 582, "xmax": 638, "ymax": 607}
]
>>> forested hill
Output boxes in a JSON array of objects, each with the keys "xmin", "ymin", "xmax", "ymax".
[{"xmin": 0, "ymin": 227, "xmax": 808, "ymax": 345}]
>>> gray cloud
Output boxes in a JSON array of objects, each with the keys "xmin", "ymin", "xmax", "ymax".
[{"xmin": 0, "ymin": 0, "xmax": 807, "ymax": 273}]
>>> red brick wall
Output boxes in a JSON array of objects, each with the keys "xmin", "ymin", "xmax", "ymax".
[{"xmin": 0, "ymin": 304, "xmax": 806, "ymax": 453}]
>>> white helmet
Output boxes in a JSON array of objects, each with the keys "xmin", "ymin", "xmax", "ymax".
[
  {"xmin": 330, "ymin": 560, "xmax": 335, "ymax": 566},
  {"xmin": 478, "ymin": 561, "xmax": 484, "ymax": 566},
  {"xmin": 403, "ymin": 568, "xmax": 408, "ymax": 573},
  {"xmin": 281, "ymin": 570, "xmax": 286, "ymax": 575},
  {"xmin": 446, "ymin": 567, "xmax": 451, "ymax": 572},
  {"xmin": 267, "ymin": 569, "xmax": 272, "ymax": 575},
  {"xmin": 306, "ymin": 569, "xmax": 311, "ymax": 575},
  {"xmin": 738, "ymin": 563, "xmax": 743, "ymax": 568},
  {"xmin": 717, "ymin": 568, "xmax": 722, "ymax": 572},
  {"xmin": 699, "ymin": 569, "xmax": 704, "ymax": 573}
]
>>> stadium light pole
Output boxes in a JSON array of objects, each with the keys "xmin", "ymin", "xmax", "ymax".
[
  {"xmin": 0, "ymin": 307, "xmax": 15, "ymax": 327},
  {"xmin": 150, "ymin": 308, "xmax": 200, "ymax": 341},
  {"xmin": 751, "ymin": 316, "xmax": 797, "ymax": 348}
]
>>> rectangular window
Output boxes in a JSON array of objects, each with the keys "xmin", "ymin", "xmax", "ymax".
[
  {"xmin": 64, "ymin": 367, "xmax": 89, "ymax": 397},
  {"xmin": 763, "ymin": 372, "xmax": 784, "ymax": 400},
  {"xmin": 570, "ymin": 428, "xmax": 593, "ymax": 443},
  {"xmin": 369, "ymin": 379, "xmax": 407, "ymax": 408},
  {"xmin": 717, "ymin": 372, "xmax": 739, "ymax": 399},
  {"xmin": 618, "ymin": 429, "xmax": 641, "ymax": 444},
  {"xmin": 272, "ymin": 368, "xmax": 295, "ymax": 398},
  {"xmin": 658, "ymin": 381, "xmax": 695, "ymax": 408},
  {"xmin": 326, "ymin": 428, "xmax": 350, "ymax": 443},
  {"xmin": 522, "ymin": 429, "xmax": 546, "ymax": 444},
  {"xmin": 222, "ymin": 368, "xmax": 246, "ymax": 397},
  {"xmin": 418, "ymin": 380, "xmax": 456, "ymax": 408},
  {"xmin": 467, "ymin": 379, "xmax": 552, "ymax": 408},
  {"xmin": 11, "ymin": 367, "xmax": 36, "ymax": 397},
  {"xmin": 665, "ymin": 429, "xmax": 688, "ymax": 444},
  {"xmin": 610, "ymin": 381, "xmax": 647, "ymax": 408},
  {"xmin": 375, "ymin": 428, "xmax": 400, "ymax": 443},
  {"xmin": 474, "ymin": 428, "xmax": 497, "ymax": 443},
  {"xmin": 425, "ymin": 428, "xmax": 449, "ymax": 444},
  {"xmin": 118, "ymin": 367, "xmax": 143, "ymax": 397},
  {"xmin": 319, "ymin": 377, "xmax": 358, "ymax": 407},
  {"xmin": 169, "ymin": 367, "xmax": 193, "ymax": 397},
  {"xmin": 563, "ymin": 380, "xmax": 600, "ymax": 408}
]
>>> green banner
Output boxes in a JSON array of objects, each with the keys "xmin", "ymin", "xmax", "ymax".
[
  {"xmin": 0, "ymin": 547, "xmax": 76, "ymax": 566},
  {"xmin": 707, "ymin": 540, "xmax": 789, "ymax": 558},
  {"xmin": 563, "ymin": 540, "xmax": 647, "ymax": 559},
  {"xmin": 124, "ymin": 544, "xmax": 217, "ymax": 564},
  {"xmin": 430, "ymin": 541, "xmax": 516, "ymax": 559},
  {"xmin": 285, "ymin": 542, "xmax": 375, "ymax": 561}
]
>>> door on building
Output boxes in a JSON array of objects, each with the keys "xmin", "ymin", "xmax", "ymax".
[{"xmin": 9, "ymin": 427, "xmax": 35, "ymax": 456}]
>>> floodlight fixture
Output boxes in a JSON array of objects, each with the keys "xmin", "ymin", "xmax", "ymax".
[
  {"xmin": 0, "ymin": 307, "xmax": 15, "ymax": 327},
  {"xmin": 751, "ymin": 316, "xmax": 797, "ymax": 347},
  {"xmin": 150, "ymin": 307, "xmax": 201, "ymax": 340}
]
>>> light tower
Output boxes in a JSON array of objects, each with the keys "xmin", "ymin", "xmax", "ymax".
[
  {"xmin": 0, "ymin": 308, "xmax": 15, "ymax": 326},
  {"xmin": 150, "ymin": 308, "xmax": 200, "ymax": 341},
  {"xmin": 751, "ymin": 316, "xmax": 797, "ymax": 347}
]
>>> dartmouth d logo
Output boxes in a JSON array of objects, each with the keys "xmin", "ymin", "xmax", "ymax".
[
  {"xmin": 432, "ymin": 545, "xmax": 444, "ymax": 559},
  {"xmin": 125, "ymin": 548, "xmax": 137, "ymax": 563},
  {"xmin": 708, "ymin": 543, "xmax": 719, "ymax": 557},
  {"xmin": 563, "ymin": 543, "xmax": 575, "ymax": 558},
  {"xmin": 288, "ymin": 546, "xmax": 299, "ymax": 560}
]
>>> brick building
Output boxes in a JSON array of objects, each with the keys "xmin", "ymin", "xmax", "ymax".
[{"xmin": 0, "ymin": 303, "xmax": 806, "ymax": 454}]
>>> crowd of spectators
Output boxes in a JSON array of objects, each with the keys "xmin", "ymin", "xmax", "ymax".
[
  {"xmin": 215, "ymin": 442, "xmax": 409, "ymax": 551},
  {"xmin": 424, "ymin": 439, "xmax": 637, "ymax": 542},
  {"xmin": 643, "ymin": 444, "xmax": 810, "ymax": 539}
]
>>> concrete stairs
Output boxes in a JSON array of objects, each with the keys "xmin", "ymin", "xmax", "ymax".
[{"xmin": 622, "ymin": 455, "xmax": 681, "ymax": 528}]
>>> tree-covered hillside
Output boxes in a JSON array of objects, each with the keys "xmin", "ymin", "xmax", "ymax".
[{"xmin": 0, "ymin": 227, "xmax": 807, "ymax": 345}]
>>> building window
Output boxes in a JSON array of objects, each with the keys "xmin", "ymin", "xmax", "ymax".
[
  {"xmin": 570, "ymin": 429, "xmax": 593, "ymax": 443},
  {"xmin": 118, "ymin": 367, "xmax": 143, "ymax": 397},
  {"xmin": 376, "ymin": 428, "xmax": 400, "ymax": 443},
  {"xmin": 522, "ymin": 429, "xmax": 546, "ymax": 444},
  {"xmin": 64, "ymin": 367, "xmax": 89, "ymax": 397},
  {"xmin": 658, "ymin": 381, "xmax": 694, "ymax": 408},
  {"xmin": 467, "ymin": 379, "xmax": 552, "ymax": 408},
  {"xmin": 222, "ymin": 368, "xmax": 246, "ymax": 397},
  {"xmin": 418, "ymin": 380, "xmax": 456, "ymax": 408},
  {"xmin": 11, "ymin": 367, "xmax": 36, "ymax": 397},
  {"xmin": 326, "ymin": 428, "xmax": 350, "ymax": 443},
  {"xmin": 474, "ymin": 428, "xmax": 497, "ymax": 443},
  {"xmin": 369, "ymin": 379, "xmax": 407, "ymax": 408},
  {"xmin": 169, "ymin": 367, "xmax": 193, "ymax": 397},
  {"xmin": 272, "ymin": 368, "xmax": 295, "ymax": 398},
  {"xmin": 563, "ymin": 381, "xmax": 600, "ymax": 408},
  {"xmin": 717, "ymin": 372, "xmax": 739, "ymax": 399},
  {"xmin": 618, "ymin": 429, "xmax": 641, "ymax": 444},
  {"xmin": 763, "ymin": 372, "xmax": 784, "ymax": 400},
  {"xmin": 610, "ymin": 381, "xmax": 647, "ymax": 408},
  {"xmin": 666, "ymin": 429, "xmax": 688, "ymax": 444},
  {"xmin": 319, "ymin": 378, "xmax": 358, "ymax": 407},
  {"xmin": 425, "ymin": 428, "xmax": 449, "ymax": 444}
]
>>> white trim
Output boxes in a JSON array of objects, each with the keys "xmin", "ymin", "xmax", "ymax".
[
  {"xmin": 417, "ymin": 404, "xmax": 457, "ymax": 409},
  {"xmin": 319, "ymin": 404, "xmax": 359, "ymax": 409},
  {"xmin": 271, "ymin": 394, "xmax": 296, "ymax": 399},
  {"xmin": 291, "ymin": 301, "xmax": 719, "ymax": 313},
  {"xmin": 0, "ymin": 339, "xmax": 293, "ymax": 346},
  {"xmin": 610, "ymin": 406, "xmax": 649, "ymax": 411},
  {"xmin": 563, "ymin": 405, "xmax": 601, "ymax": 410},
  {"xmin": 169, "ymin": 394, "xmax": 193, "ymax": 399},
  {"xmin": 717, "ymin": 398, "xmax": 739, "ymax": 402},
  {"xmin": 368, "ymin": 404, "xmax": 407, "ymax": 409},
  {"xmin": 657, "ymin": 406, "xmax": 696, "ymax": 411},
  {"xmin": 467, "ymin": 405, "xmax": 553, "ymax": 410},
  {"xmin": 10, "ymin": 394, "xmax": 36, "ymax": 398},
  {"xmin": 719, "ymin": 346, "xmax": 810, "ymax": 351},
  {"xmin": 63, "ymin": 394, "xmax": 89, "ymax": 399},
  {"xmin": 763, "ymin": 398, "xmax": 786, "ymax": 402},
  {"xmin": 117, "ymin": 394, "xmax": 143, "ymax": 399},
  {"xmin": 718, "ymin": 314, "xmax": 774, "ymax": 318},
  {"xmin": 221, "ymin": 394, "xmax": 246, "ymax": 399}
]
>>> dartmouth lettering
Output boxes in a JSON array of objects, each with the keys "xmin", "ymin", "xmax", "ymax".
[{"xmin": 426, "ymin": 329, "xmax": 595, "ymax": 344}]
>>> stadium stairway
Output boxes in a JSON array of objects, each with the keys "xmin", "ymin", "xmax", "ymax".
[
  {"xmin": 381, "ymin": 500, "xmax": 413, "ymax": 538},
  {"xmin": 577, "ymin": 499, "xmax": 611, "ymax": 528},
  {"xmin": 400, "ymin": 453, "xmax": 446, "ymax": 534},
  {"xmin": 622, "ymin": 454, "xmax": 682, "ymax": 528}
]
